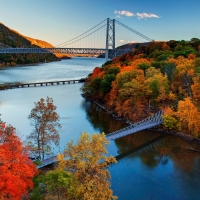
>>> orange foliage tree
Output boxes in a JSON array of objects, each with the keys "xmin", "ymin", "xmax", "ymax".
[
  {"xmin": 0, "ymin": 122, "xmax": 38, "ymax": 200},
  {"xmin": 191, "ymin": 77, "xmax": 200, "ymax": 101},
  {"xmin": 28, "ymin": 97, "xmax": 61, "ymax": 160}
]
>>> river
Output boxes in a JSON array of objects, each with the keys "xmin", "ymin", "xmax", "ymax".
[{"xmin": 0, "ymin": 57, "xmax": 200, "ymax": 200}]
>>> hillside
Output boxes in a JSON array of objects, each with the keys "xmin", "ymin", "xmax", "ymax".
[
  {"xmin": 25, "ymin": 36, "xmax": 54, "ymax": 48},
  {"xmin": 0, "ymin": 22, "xmax": 69, "ymax": 66},
  {"xmin": 81, "ymin": 38, "xmax": 200, "ymax": 138}
]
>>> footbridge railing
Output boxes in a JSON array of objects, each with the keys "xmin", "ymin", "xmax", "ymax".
[
  {"xmin": 37, "ymin": 110, "xmax": 164, "ymax": 168},
  {"xmin": 106, "ymin": 110, "xmax": 164, "ymax": 140}
]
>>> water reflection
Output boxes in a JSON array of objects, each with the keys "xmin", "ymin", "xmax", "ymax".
[
  {"xmin": 110, "ymin": 134, "xmax": 200, "ymax": 199},
  {"xmin": 1, "ymin": 58, "xmax": 200, "ymax": 199},
  {"xmin": 82, "ymin": 99, "xmax": 200, "ymax": 174},
  {"xmin": 81, "ymin": 99, "xmax": 127, "ymax": 134}
]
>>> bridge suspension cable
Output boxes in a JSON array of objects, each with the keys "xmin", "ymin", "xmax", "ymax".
[
  {"xmin": 58, "ymin": 24, "xmax": 106, "ymax": 47},
  {"xmin": 115, "ymin": 20, "xmax": 153, "ymax": 42},
  {"xmin": 55, "ymin": 19, "xmax": 107, "ymax": 47}
]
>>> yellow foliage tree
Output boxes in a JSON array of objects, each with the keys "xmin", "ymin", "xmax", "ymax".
[
  {"xmin": 177, "ymin": 97, "xmax": 200, "ymax": 137},
  {"xmin": 162, "ymin": 107, "xmax": 180, "ymax": 130},
  {"xmin": 171, "ymin": 58, "xmax": 194, "ymax": 98},
  {"xmin": 56, "ymin": 132, "xmax": 117, "ymax": 200}
]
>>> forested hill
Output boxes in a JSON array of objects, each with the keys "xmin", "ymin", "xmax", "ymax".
[
  {"xmin": 0, "ymin": 22, "xmax": 57, "ymax": 66},
  {"xmin": 81, "ymin": 38, "xmax": 200, "ymax": 138},
  {"xmin": 0, "ymin": 22, "xmax": 54, "ymax": 48}
]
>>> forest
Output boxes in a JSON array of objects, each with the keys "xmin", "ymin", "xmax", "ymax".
[{"xmin": 81, "ymin": 38, "xmax": 200, "ymax": 138}]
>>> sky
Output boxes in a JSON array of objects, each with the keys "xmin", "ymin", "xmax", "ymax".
[{"xmin": 0, "ymin": 0, "xmax": 200, "ymax": 48}]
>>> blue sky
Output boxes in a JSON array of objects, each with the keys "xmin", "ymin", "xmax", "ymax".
[{"xmin": 0, "ymin": 0, "xmax": 200, "ymax": 47}]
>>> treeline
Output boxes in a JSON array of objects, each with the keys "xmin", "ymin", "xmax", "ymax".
[
  {"xmin": 0, "ymin": 53, "xmax": 57, "ymax": 66},
  {"xmin": 81, "ymin": 38, "xmax": 200, "ymax": 137},
  {"xmin": 0, "ymin": 22, "xmax": 58, "ymax": 66}
]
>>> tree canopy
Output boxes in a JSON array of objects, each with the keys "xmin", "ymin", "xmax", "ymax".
[
  {"xmin": 27, "ymin": 97, "xmax": 61, "ymax": 160},
  {"xmin": 0, "ymin": 122, "xmax": 38, "ymax": 200}
]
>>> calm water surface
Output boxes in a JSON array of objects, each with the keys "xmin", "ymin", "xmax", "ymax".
[{"xmin": 0, "ymin": 57, "xmax": 200, "ymax": 200}]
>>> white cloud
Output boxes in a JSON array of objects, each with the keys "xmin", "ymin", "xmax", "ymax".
[
  {"xmin": 114, "ymin": 10, "xmax": 160, "ymax": 20},
  {"xmin": 114, "ymin": 10, "xmax": 134, "ymax": 17},
  {"xmin": 119, "ymin": 39, "xmax": 126, "ymax": 43},
  {"xmin": 136, "ymin": 13, "xmax": 160, "ymax": 19}
]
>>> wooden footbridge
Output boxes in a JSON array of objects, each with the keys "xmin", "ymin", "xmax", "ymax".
[
  {"xmin": 6, "ymin": 78, "xmax": 86, "ymax": 89},
  {"xmin": 37, "ymin": 110, "xmax": 164, "ymax": 168}
]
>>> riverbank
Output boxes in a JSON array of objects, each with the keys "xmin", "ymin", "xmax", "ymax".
[
  {"xmin": 84, "ymin": 96, "xmax": 200, "ymax": 145},
  {"xmin": 0, "ymin": 58, "xmax": 62, "ymax": 68}
]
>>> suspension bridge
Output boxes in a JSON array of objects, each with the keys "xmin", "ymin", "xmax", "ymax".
[
  {"xmin": 0, "ymin": 18, "xmax": 153, "ymax": 61},
  {"xmin": 37, "ymin": 110, "xmax": 163, "ymax": 168}
]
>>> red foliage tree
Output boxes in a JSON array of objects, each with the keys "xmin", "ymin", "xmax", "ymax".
[{"xmin": 0, "ymin": 122, "xmax": 38, "ymax": 200}]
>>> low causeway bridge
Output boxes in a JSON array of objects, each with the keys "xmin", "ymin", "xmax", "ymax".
[
  {"xmin": 38, "ymin": 110, "xmax": 164, "ymax": 168},
  {"xmin": 4, "ymin": 78, "xmax": 86, "ymax": 89}
]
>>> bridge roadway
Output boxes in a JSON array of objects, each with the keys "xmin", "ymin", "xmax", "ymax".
[
  {"xmin": 4, "ymin": 78, "xmax": 86, "ymax": 89},
  {"xmin": 37, "ymin": 110, "xmax": 164, "ymax": 168},
  {"xmin": 0, "ymin": 47, "xmax": 132, "ymax": 59}
]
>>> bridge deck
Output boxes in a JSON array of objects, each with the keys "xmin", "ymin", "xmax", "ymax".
[
  {"xmin": 37, "ymin": 110, "xmax": 164, "ymax": 168},
  {"xmin": 0, "ymin": 47, "xmax": 133, "ymax": 59},
  {"xmin": 4, "ymin": 78, "xmax": 86, "ymax": 89}
]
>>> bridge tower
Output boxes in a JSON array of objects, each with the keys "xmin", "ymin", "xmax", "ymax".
[{"xmin": 105, "ymin": 18, "xmax": 115, "ymax": 61}]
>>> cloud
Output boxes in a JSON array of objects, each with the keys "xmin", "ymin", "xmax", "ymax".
[
  {"xmin": 120, "ymin": 40, "xmax": 136, "ymax": 43},
  {"xmin": 114, "ymin": 10, "xmax": 134, "ymax": 17},
  {"xmin": 114, "ymin": 10, "xmax": 160, "ymax": 20},
  {"xmin": 136, "ymin": 13, "xmax": 160, "ymax": 19}
]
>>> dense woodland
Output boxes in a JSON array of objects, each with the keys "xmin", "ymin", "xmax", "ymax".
[
  {"xmin": 81, "ymin": 38, "xmax": 200, "ymax": 138},
  {"xmin": 0, "ymin": 22, "xmax": 58, "ymax": 66}
]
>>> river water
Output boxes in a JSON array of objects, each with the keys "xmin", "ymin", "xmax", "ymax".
[{"xmin": 0, "ymin": 57, "xmax": 200, "ymax": 200}]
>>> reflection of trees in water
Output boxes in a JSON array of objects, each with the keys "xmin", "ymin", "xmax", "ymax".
[
  {"xmin": 114, "ymin": 131, "xmax": 161, "ymax": 156},
  {"xmin": 117, "ymin": 132, "xmax": 200, "ymax": 172},
  {"xmin": 81, "ymin": 99, "xmax": 200, "ymax": 173},
  {"xmin": 81, "ymin": 100, "xmax": 127, "ymax": 134}
]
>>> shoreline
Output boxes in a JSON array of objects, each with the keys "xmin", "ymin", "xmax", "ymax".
[
  {"xmin": 0, "ymin": 59, "xmax": 61, "ymax": 69},
  {"xmin": 84, "ymin": 97, "xmax": 200, "ymax": 145}
]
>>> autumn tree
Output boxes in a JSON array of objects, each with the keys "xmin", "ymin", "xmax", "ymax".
[
  {"xmin": 191, "ymin": 77, "xmax": 200, "ymax": 102},
  {"xmin": 56, "ymin": 132, "xmax": 117, "ymax": 200},
  {"xmin": 176, "ymin": 97, "xmax": 200, "ymax": 137},
  {"xmin": 28, "ymin": 97, "xmax": 61, "ymax": 160},
  {"xmin": 0, "ymin": 121, "xmax": 38, "ymax": 200},
  {"xmin": 162, "ymin": 107, "xmax": 179, "ymax": 130},
  {"xmin": 163, "ymin": 98, "xmax": 200, "ymax": 137}
]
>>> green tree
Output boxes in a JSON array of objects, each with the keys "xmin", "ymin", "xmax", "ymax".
[
  {"xmin": 100, "ymin": 74, "xmax": 116, "ymax": 94},
  {"xmin": 27, "ymin": 97, "xmax": 61, "ymax": 160}
]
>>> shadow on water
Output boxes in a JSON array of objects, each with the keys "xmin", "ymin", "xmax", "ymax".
[
  {"xmin": 81, "ymin": 99, "xmax": 127, "ymax": 134},
  {"xmin": 82, "ymin": 98, "xmax": 200, "ymax": 171},
  {"xmin": 81, "ymin": 97, "xmax": 200, "ymax": 199},
  {"xmin": 115, "ymin": 135, "xmax": 165, "ymax": 161}
]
